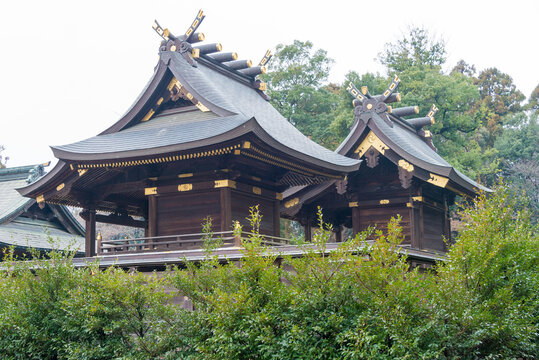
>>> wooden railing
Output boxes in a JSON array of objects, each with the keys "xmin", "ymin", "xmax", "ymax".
[{"xmin": 98, "ymin": 231, "xmax": 291, "ymax": 255}]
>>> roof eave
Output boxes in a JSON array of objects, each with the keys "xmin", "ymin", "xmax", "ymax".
[
  {"xmin": 50, "ymin": 117, "xmax": 360, "ymax": 175},
  {"xmin": 16, "ymin": 161, "xmax": 69, "ymax": 198}
]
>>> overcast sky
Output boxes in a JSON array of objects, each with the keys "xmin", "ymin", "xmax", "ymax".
[{"xmin": 1, "ymin": 0, "xmax": 537, "ymax": 167}]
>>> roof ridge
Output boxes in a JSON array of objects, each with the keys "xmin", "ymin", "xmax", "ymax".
[
  {"xmin": 153, "ymin": 11, "xmax": 270, "ymax": 94},
  {"xmin": 0, "ymin": 163, "xmax": 49, "ymax": 183}
]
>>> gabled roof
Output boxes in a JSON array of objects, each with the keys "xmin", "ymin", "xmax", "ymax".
[
  {"xmin": 340, "ymin": 79, "xmax": 490, "ymax": 195},
  {"xmin": 46, "ymin": 14, "xmax": 359, "ymax": 173},
  {"xmin": 0, "ymin": 164, "xmax": 84, "ymax": 252},
  {"xmin": 283, "ymin": 77, "xmax": 490, "ymax": 206}
]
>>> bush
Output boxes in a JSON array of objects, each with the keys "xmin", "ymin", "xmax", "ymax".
[{"xmin": 0, "ymin": 187, "xmax": 536, "ymax": 359}]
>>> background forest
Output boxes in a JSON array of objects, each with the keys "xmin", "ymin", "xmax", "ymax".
[{"xmin": 261, "ymin": 28, "xmax": 538, "ymax": 220}]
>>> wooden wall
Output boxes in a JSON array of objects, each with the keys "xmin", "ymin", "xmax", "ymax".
[
  {"xmin": 151, "ymin": 187, "xmax": 280, "ymax": 238},
  {"xmin": 422, "ymin": 207, "xmax": 445, "ymax": 252},
  {"xmin": 156, "ymin": 190, "xmax": 221, "ymax": 236},
  {"xmin": 358, "ymin": 205, "xmax": 411, "ymax": 244},
  {"xmin": 230, "ymin": 191, "xmax": 277, "ymax": 235}
]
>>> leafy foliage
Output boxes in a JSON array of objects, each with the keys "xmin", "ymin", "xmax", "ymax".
[
  {"xmin": 378, "ymin": 27, "xmax": 446, "ymax": 73},
  {"xmin": 261, "ymin": 40, "xmax": 340, "ymax": 147},
  {"xmin": 2, "ymin": 189, "xmax": 536, "ymax": 358},
  {"xmin": 0, "ymin": 145, "xmax": 8, "ymax": 168},
  {"xmin": 0, "ymin": 249, "xmax": 179, "ymax": 359},
  {"xmin": 434, "ymin": 184, "xmax": 539, "ymax": 358}
]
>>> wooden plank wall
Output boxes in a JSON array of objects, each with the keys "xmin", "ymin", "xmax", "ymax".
[
  {"xmin": 156, "ymin": 191, "xmax": 221, "ymax": 236},
  {"xmin": 422, "ymin": 207, "xmax": 445, "ymax": 252},
  {"xmin": 231, "ymin": 191, "xmax": 276, "ymax": 236},
  {"xmin": 359, "ymin": 205, "xmax": 411, "ymax": 244}
]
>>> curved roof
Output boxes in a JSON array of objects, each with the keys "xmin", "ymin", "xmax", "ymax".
[
  {"xmin": 50, "ymin": 51, "xmax": 359, "ymax": 173},
  {"xmin": 367, "ymin": 112, "xmax": 490, "ymax": 193},
  {"xmin": 0, "ymin": 165, "xmax": 84, "ymax": 252},
  {"xmin": 0, "ymin": 166, "xmax": 36, "ymax": 224}
]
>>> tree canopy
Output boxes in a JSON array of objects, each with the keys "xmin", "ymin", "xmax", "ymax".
[{"xmin": 264, "ymin": 27, "xmax": 537, "ymax": 217}]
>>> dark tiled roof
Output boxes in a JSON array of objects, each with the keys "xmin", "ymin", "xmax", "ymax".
[
  {"xmin": 0, "ymin": 165, "xmax": 84, "ymax": 252},
  {"xmin": 51, "ymin": 51, "xmax": 360, "ymax": 171},
  {"xmin": 368, "ymin": 112, "xmax": 490, "ymax": 192},
  {"xmin": 0, "ymin": 218, "xmax": 83, "ymax": 252}
]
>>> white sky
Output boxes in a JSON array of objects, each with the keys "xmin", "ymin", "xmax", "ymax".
[{"xmin": 1, "ymin": 0, "xmax": 538, "ymax": 167}]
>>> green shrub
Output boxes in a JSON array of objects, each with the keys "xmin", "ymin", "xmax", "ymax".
[{"xmin": 0, "ymin": 186, "xmax": 536, "ymax": 359}]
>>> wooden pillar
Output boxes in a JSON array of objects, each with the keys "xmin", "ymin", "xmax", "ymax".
[
  {"xmin": 84, "ymin": 209, "xmax": 96, "ymax": 257},
  {"xmin": 220, "ymin": 188, "xmax": 232, "ymax": 232},
  {"xmin": 273, "ymin": 199, "xmax": 281, "ymax": 237},
  {"xmin": 148, "ymin": 195, "xmax": 157, "ymax": 237},
  {"xmin": 410, "ymin": 203, "xmax": 419, "ymax": 249},
  {"xmin": 352, "ymin": 207, "xmax": 360, "ymax": 236},
  {"xmin": 419, "ymin": 203, "xmax": 424, "ymax": 250},
  {"xmin": 418, "ymin": 186, "xmax": 424, "ymax": 249},
  {"xmin": 442, "ymin": 193, "xmax": 450, "ymax": 251},
  {"xmin": 304, "ymin": 220, "xmax": 312, "ymax": 242},
  {"xmin": 335, "ymin": 225, "xmax": 342, "ymax": 243}
]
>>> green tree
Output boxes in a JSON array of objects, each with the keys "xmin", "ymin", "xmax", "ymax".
[
  {"xmin": 451, "ymin": 59, "xmax": 476, "ymax": 77},
  {"xmin": 262, "ymin": 40, "xmax": 339, "ymax": 147},
  {"xmin": 495, "ymin": 112, "xmax": 539, "ymax": 219},
  {"xmin": 0, "ymin": 146, "xmax": 7, "ymax": 168},
  {"xmin": 526, "ymin": 83, "xmax": 539, "ymax": 114},
  {"xmin": 378, "ymin": 27, "xmax": 446, "ymax": 73},
  {"xmin": 472, "ymin": 68, "xmax": 525, "ymax": 148},
  {"xmin": 434, "ymin": 185, "xmax": 538, "ymax": 358}
]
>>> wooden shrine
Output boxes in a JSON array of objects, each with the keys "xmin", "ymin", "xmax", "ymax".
[
  {"xmin": 1, "ymin": 164, "xmax": 84, "ymax": 257},
  {"xmin": 282, "ymin": 78, "xmax": 489, "ymax": 252},
  {"xmin": 17, "ymin": 11, "xmax": 360, "ymax": 257},
  {"xmin": 17, "ymin": 11, "xmax": 488, "ymax": 262}
]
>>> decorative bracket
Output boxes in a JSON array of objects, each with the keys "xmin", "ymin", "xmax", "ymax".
[
  {"xmin": 153, "ymin": 10, "xmax": 206, "ymax": 67},
  {"xmin": 355, "ymin": 131, "xmax": 389, "ymax": 158},
  {"xmin": 364, "ymin": 147, "xmax": 381, "ymax": 168}
]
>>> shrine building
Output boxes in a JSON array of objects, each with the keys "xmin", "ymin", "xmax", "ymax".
[
  {"xmin": 1, "ymin": 164, "xmax": 84, "ymax": 257},
  {"xmin": 17, "ymin": 11, "xmax": 487, "ymax": 264}
]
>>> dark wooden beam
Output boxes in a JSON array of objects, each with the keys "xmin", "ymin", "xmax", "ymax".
[
  {"xmin": 93, "ymin": 180, "xmax": 149, "ymax": 202},
  {"xmin": 220, "ymin": 187, "xmax": 232, "ymax": 232},
  {"xmin": 148, "ymin": 195, "xmax": 157, "ymax": 237},
  {"xmin": 273, "ymin": 199, "xmax": 281, "ymax": 237},
  {"xmin": 304, "ymin": 222, "xmax": 312, "ymax": 242},
  {"xmin": 84, "ymin": 209, "xmax": 96, "ymax": 257},
  {"xmin": 352, "ymin": 207, "xmax": 360, "ymax": 236},
  {"xmin": 82, "ymin": 213, "xmax": 147, "ymax": 229}
]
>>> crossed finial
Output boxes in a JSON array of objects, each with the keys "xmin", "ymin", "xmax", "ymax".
[
  {"xmin": 347, "ymin": 76, "xmax": 437, "ymax": 135},
  {"xmin": 152, "ymin": 10, "xmax": 205, "ymax": 42}
]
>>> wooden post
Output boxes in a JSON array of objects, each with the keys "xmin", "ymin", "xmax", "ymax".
[
  {"xmin": 148, "ymin": 195, "xmax": 157, "ymax": 238},
  {"xmin": 220, "ymin": 188, "xmax": 232, "ymax": 232},
  {"xmin": 419, "ymin": 203, "xmax": 424, "ymax": 250},
  {"xmin": 84, "ymin": 209, "xmax": 96, "ymax": 257},
  {"xmin": 410, "ymin": 202, "xmax": 419, "ymax": 249},
  {"xmin": 273, "ymin": 199, "xmax": 281, "ymax": 238},
  {"xmin": 335, "ymin": 225, "xmax": 342, "ymax": 243},
  {"xmin": 418, "ymin": 187, "xmax": 424, "ymax": 249},
  {"xmin": 352, "ymin": 207, "xmax": 360, "ymax": 236},
  {"xmin": 304, "ymin": 219, "xmax": 312, "ymax": 242},
  {"xmin": 96, "ymin": 232, "xmax": 102, "ymax": 255},
  {"xmin": 442, "ymin": 193, "xmax": 450, "ymax": 251}
]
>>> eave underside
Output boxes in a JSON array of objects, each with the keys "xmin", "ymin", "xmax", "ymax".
[{"xmin": 19, "ymin": 136, "xmax": 353, "ymax": 215}]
